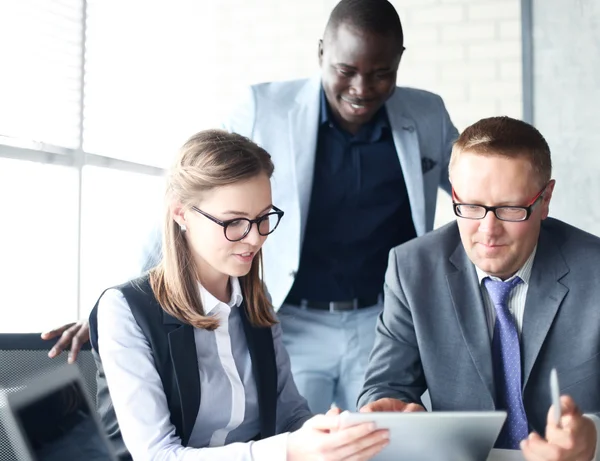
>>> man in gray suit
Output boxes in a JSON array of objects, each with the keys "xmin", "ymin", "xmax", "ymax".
[{"xmin": 358, "ymin": 116, "xmax": 600, "ymax": 460}]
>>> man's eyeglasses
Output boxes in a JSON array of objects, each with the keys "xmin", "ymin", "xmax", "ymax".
[
  {"xmin": 452, "ymin": 184, "xmax": 548, "ymax": 222},
  {"xmin": 191, "ymin": 206, "xmax": 284, "ymax": 242}
]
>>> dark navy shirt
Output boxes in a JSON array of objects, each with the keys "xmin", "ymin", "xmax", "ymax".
[{"xmin": 285, "ymin": 89, "xmax": 417, "ymax": 303}]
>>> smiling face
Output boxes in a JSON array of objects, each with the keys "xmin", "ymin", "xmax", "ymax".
[
  {"xmin": 319, "ymin": 22, "xmax": 402, "ymax": 134},
  {"xmin": 173, "ymin": 173, "xmax": 273, "ymax": 289},
  {"xmin": 451, "ymin": 151, "xmax": 555, "ymax": 280}
]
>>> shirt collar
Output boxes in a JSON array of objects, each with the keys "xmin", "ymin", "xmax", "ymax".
[
  {"xmin": 198, "ymin": 277, "xmax": 243, "ymax": 316},
  {"xmin": 319, "ymin": 86, "xmax": 331, "ymax": 126},
  {"xmin": 318, "ymin": 86, "xmax": 389, "ymax": 141},
  {"xmin": 475, "ymin": 245, "xmax": 538, "ymax": 286}
]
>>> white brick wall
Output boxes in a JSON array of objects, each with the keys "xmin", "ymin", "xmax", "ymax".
[
  {"xmin": 441, "ymin": 23, "xmax": 496, "ymax": 42},
  {"xmin": 389, "ymin": 0, "xmax": 522, "ymax": 227},
  {"xmin": 499, "ymin": 19, "xmax": 522, "ymax": 39},
  {"xmin": 390, "ymin": 0, "xmax": 522, "ymax": 130},
  {"xmin": 411, "ymin": 5, "xmax": 466, "ymax": 24},
  {"xmin": 468, "ymin": 2, "xmax": 520, "ymax": 20}
]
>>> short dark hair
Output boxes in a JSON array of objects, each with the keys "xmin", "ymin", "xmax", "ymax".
[
  {"xmin": 325, "ymin": 0, "xmax": 404, "ymax": 48},
  {"xmin": 450, "ymin": 116, "xmax": 552, "ymax": 187}
]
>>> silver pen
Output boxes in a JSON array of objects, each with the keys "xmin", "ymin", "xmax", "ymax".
[{"xmin": 550, "ymin": 368, "xmax": 562, "ymax": 426}]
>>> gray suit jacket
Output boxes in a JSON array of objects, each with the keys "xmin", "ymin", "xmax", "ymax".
[{"xmin": 359, "ymin": 218, "xmax": 600, "ymax": 435}]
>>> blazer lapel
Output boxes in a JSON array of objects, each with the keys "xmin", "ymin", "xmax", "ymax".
[
  {"xmin": 447, "ymin": 242, "xmax": 496, "ymax": 402},
  {"xmin": 239, "ymin": 301, "xmax": 277, "ymax": 438},
  {"xmin": 521, "ymin": 229, "xmax": 569, "ymax": 388},
  {"xmin": 385, "ymin": 100, "xmax": 426, "ymax": 236},
  {"xmin": 288, "ymin": 75, "xmax": 321, "ymax": 240},
  {"xmin": 164, "ymin": 311, "xmax": 200, "ymax": 446}
]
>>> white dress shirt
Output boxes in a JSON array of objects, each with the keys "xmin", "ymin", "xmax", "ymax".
[
  {"xmin": 476, "ymin": 247, "xmax": 600, "ymax": 458},
  {"xmin": 97, "ymin": 277, "xmax": 311, "ymax": 461}
]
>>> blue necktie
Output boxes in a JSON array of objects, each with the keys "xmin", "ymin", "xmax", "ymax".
[{"xmin": 484, "ymin": 276, "xmax": 529, "ymax": 449}]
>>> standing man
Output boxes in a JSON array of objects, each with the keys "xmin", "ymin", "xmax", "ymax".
[
  {"xmin": 44, "ymin": 0, "xmax": 458, "ymax": 414},
  {"xmin": 221, "ymin": 0, "xmax": 457, "ymax": 413},
  {"xmin": 359, "ymin": 116, "xmax": 600, "ymax": 459}
]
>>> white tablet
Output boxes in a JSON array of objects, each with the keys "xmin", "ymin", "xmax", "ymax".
[{"xmin": 341, "ymin": 411, "xmax": 507, "ymax": 461}]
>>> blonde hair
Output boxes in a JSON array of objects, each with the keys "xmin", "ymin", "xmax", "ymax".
[
  {"xmin": 149, "ymin": 129, "xmax": 277, "ymax": 330},
  {"xmin": 449, "ymin": 116, "xmax": 552, "ymax": 188}
]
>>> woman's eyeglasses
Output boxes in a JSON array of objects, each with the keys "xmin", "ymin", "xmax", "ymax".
[{"xmin": 191, "ymin": 206, "xmax": 284, "ymax": 242}]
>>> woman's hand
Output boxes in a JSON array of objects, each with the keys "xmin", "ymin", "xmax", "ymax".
[{"xmin": 287, "ymin": 413, "xmax": 389, "ymax": 461}]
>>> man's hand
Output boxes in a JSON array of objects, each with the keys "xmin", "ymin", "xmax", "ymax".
[
  {"xmin": 41, "ymin": 320, "xmax": 91, "ymax": 363},
  {"xmin": 521, "ymin": 395, "xmax": 597, "ymax": 461},
  {"xmin": 359, "ymin": 398, "xmax": 426, "ymax": 413}
]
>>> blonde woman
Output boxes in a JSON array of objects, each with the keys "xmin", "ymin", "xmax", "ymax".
[{"xmin": 88, "ymin": 130, "xmax": 388, "ymax": 461}]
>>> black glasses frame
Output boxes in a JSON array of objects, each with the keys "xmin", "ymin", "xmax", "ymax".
[
  {"xmin": 452, "ymin": 184, "xmax": 548, "ymax": 222},
  {"xmin": 191, "ymin": 206, "xmax": 284, "ymax": 242}
]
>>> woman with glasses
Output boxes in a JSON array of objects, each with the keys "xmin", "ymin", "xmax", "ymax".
[{"xmin": 88, "ymin": 130, "xmax": 388, "ymax": 461}]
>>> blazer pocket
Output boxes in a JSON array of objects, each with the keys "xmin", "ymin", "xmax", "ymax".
[
  {"xmin": 421, "ymin": 157, "xmax": 437, "ymax": 174},
  {"xmin": 559, "ymin": 352, "xmax": 600, "ymax": 392}
]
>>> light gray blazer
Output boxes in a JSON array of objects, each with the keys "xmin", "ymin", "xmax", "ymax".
[
  {"xmin": 222, "ymin": 75, "xmax": 458, "ymax": 309},
  {"xmin": 359, "ymin": 218, "xmax": 600, "ymax": 435}
]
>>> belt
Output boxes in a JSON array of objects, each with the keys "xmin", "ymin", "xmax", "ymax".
[{"xmin": 286, "ymin": 295, "xmax": 380, "ymax": 312}]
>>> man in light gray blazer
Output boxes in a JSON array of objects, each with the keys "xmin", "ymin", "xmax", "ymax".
[
  {"xmin": 219, "ymin": 0, "xmax": 457, "ymax": 414},
  {"xmin": 359, "ymin": 116, "xmax": 600, "ymax": 460},
  {"xmin": 43, "ymin": 0, "xmax": 458, "ymax": 414}
]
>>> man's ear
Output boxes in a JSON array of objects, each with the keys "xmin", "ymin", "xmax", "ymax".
[
  {"xmin": 318, "ymin": 39, "xmax": 324, "ymax": 66},
  {"xmin": 540, "ymin": 179, "xmax": 556, "ymax": 220}
]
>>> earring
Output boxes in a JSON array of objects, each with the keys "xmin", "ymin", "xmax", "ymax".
[{"xmin": 180, "ymin": 224, "xmax": 187, "ymax": 232}]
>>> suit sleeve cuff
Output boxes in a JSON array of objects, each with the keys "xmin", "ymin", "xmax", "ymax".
[
  {"xmin": 584, "ymin": 414, "xmax": 600, "ymax": 461},
  {"xmin": 250, "ymin": 432, "xmax": 289, "ymax": 461}
]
